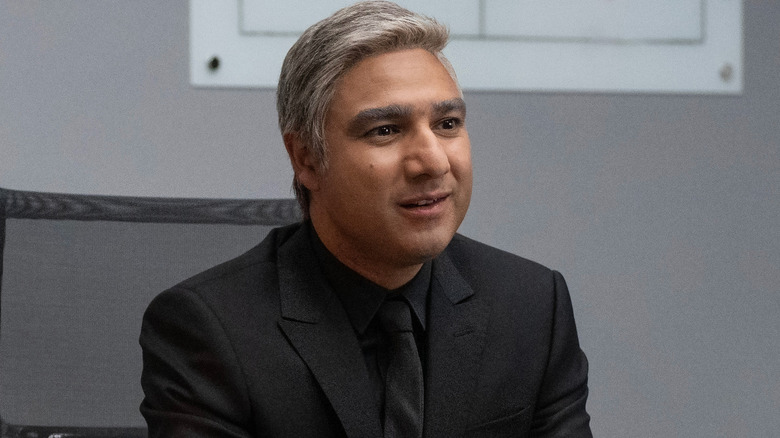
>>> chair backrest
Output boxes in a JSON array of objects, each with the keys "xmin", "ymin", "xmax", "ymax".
[{"xmin": 0, "ymin": 188, "xmax": 300, "ymax": 437}]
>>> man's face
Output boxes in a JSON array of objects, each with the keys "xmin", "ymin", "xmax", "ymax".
[{"xmin": 305, "ymin": 48, "xmax": 472, "ymax": 283}]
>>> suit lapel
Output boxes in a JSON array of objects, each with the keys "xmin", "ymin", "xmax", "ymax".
[
  {"xmin": 424, "ymin": 250, "xmax": 491, "ymax": 438},
  {"xmin": 276, "ymin": 226, "xmax": 383, "ymax": 438}
]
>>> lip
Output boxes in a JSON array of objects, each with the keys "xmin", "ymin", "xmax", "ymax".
[
  {"xmin": 399, "ymin": 191, "xmax": 450, "ymax": 206},
  {"xmin": 398, "ymin": 192, "xmax": 451, "ymax": 217}
]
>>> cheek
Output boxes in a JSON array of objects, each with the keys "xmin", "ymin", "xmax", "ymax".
[
  {"xmin": 328, "ymin": 147, "xmax": 405, "ymax": 196},
  {"xmin": 328, "ymin": 159, "xmax": 385, "ymax": 199},
  {"xmin": 448, "ymin": 143, "xmax": 473, "ymax": 180},
  {"xmin": 363, "ymin": 152, "xmax": 404, "ymax": 185}
]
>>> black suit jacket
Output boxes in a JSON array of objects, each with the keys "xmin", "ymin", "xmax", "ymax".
[{"xmin": 140, "ymin": 222, "xmax": 591, "ymax": 437}]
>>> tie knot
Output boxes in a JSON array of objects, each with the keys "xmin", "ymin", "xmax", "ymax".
[{"xmin": 378, "ymin": 299, "xmax": 413, "ymax": 333}]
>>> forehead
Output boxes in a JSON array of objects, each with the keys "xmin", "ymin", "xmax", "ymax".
[{"xmin": 329, "ymin": 49, "xmax": 461, "ymax": 115}]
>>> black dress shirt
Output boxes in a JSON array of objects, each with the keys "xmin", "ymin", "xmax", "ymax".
[{"xmin": 308, "ymin": 222, "xmax": 430, "ymax": 415}]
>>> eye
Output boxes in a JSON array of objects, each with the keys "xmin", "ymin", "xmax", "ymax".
[
  {"xmin": 367, "ymin": 125, "xmax": 399, "ymax": 137},
  {"xmin": 438, "ymin": 117, "xmax": 463, "ymax": 130}
]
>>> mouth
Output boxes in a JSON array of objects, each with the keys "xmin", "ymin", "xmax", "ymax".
[{"xmin": 400, "ymin": 195, "xmax": 448, "ymax": 209}]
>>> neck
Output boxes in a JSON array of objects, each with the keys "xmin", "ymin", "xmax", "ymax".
[
  {"xmin": 341, "ymin": 257, "xmax": 423, "ymax": 290},
  {"xmin": 309, "ymin": 219, "xmax": 423, "ymax": 290}
]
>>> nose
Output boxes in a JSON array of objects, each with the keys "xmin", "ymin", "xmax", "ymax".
[{"xmin": 404, "ymin": 127, "xmax": 450, "ymax": 179}]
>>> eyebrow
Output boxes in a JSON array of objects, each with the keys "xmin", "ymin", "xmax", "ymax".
[
  {"xmin": 432, "ymin": 98, "xmax": 467, "ymax": 118},
  {"xmin": 346, "ymin": 98, "xmax": 467, "ymax": 136},
  {"xmin": 349, "ymin": 104, "xmax": 413, "ymax": 129}
]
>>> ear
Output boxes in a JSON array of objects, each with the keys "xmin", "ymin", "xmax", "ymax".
[{"xmin": 283, "ymin": 132, "xmax": 321, "ymax": 191}]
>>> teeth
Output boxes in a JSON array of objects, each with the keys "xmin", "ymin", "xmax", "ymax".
[{"xmin": 416, "ymin": 199, "xmax": 435, "ymax": 206}]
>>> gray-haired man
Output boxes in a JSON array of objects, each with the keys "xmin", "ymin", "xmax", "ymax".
[{"xmin": 140, "ymin": 2, "xmax": 592, "ymax": 436}]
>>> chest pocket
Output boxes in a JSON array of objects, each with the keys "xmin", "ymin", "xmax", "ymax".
[{"xmin": 462, "ymin": 405, "xmax": 531, "ymax": 438}]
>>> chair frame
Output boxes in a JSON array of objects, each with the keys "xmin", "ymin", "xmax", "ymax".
[{"xmin": 0, "ymin": 187, "xmax": 300, "ymax": 438}]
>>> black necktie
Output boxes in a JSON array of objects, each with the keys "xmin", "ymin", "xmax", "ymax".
[{"xmin": 378, "ymin": 299, "xmax": 424, "ymax": 438}]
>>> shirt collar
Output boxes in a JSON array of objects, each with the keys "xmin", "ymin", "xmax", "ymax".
[{"xmin": 308, "ymin": 221, "xmax": 429, "ymax": 335}]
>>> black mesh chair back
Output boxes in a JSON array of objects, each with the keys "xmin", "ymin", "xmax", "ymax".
[{"xmin": 0, "ymin": 188, "xmax": 300, "ymax": 437}]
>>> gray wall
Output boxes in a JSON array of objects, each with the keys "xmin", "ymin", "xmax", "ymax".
[{"xmin": 2, "ymin": 1, "xmax": 778, "ymax": 436}]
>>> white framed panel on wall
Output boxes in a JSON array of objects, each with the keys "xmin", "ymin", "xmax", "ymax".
[{"xmin": 190, "ymin": 0, "xmax": 742, "ymax": 94}]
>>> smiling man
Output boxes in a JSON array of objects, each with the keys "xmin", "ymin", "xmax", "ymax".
[{"xmin": 140, "ymin": 2, "xmax": 591, "ymax": 437}]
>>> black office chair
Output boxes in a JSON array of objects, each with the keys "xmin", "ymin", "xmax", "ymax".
[{"xmin": 0, "ymin": 187, "xmax": 300, "ymax": 438}]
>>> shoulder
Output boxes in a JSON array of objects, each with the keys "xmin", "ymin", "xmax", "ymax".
[
  {"xmin": 175, "ymin": 222, "xmax": 302, "ymax": 292},
  {"xmin": 145, "ymin": 222, "xmax": 304, "ymax": 320},
  {"xmin": 441, "ymin": 233, "xmax": 568, "ymax": 316},
  {"xmin": 140, "ymin": 222, "xmax": 309, "ymax": 380},
  {"xmin": 445, "ymin": 233, "xmax": 555, "ymax": 286}
]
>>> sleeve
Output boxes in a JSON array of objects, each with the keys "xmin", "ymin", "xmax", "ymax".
[
  {"xmin": 139, "ymin": 287, "xmax": 253, "ymax": 438},
  {"xmin": 530, "ymin": 271, "xmax": 593, "ymax": 438}
]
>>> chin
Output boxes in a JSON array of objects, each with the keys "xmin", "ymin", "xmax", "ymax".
[{"xmin": 402, "ymin": 229, "xmax": 456, "ymax": 263}]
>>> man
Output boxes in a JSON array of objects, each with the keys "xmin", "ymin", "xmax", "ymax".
[{"xmin": 140, "ymin": 1, "xmax": 591, "ymax": 437}]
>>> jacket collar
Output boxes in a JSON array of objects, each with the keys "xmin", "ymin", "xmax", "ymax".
[
  {"xmin": 276, "ymin": 223, "xmax": 383, "ymax": 437},
  {"xmin": 423, "ymin": 248, "xmax": 491, "ymax": 437}
]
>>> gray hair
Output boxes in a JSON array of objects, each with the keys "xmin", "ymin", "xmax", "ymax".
[{"xmin": 276, "ymin": 1, "xmax": 458, "ymax": 217}]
